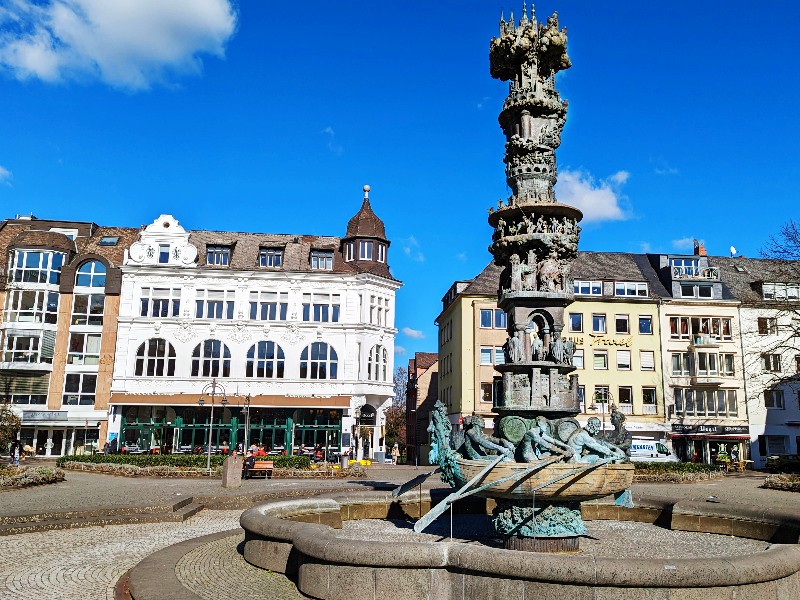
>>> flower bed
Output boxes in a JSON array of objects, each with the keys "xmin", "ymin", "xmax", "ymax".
[
  {"xmin": 763, "ymin": 474, "xmax": 800, "ymax": 493},
  {"xmin": 0, "ymin": 466, "xmax": 66, "ymax": 489},
  {"xmin": 58, "ymin": 461, "xmax": 222, "ymax": 478},
  {"xmin": 55, "ymin": 454, "xmax": 311, "ymax": 470},
  {"xmin": 633, "ymin": 462, "xmax": 725, "ymax": 483}
]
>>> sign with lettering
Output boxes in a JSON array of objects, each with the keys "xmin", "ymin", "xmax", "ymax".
[
  {"xmin": 671, "ymin": 424, "xmax": 749, "ymax": 435},
  {"xmin": 22, "ymin": 411, "xmax": 68, "ymax": 421},
  {"xmin": 565, "ymin": 335, "xmax": 634, "ymax": 348}
]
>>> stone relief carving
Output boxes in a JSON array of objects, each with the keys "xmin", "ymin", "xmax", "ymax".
[
  {"xmin": 174, "ymin": 319, "xmax": 197, "ymax": 343},
  {"xmin": 281, "ymin": 323, "xmax": 304, "ymax": 345},
  {"xmin": 228, "ymin": 321, "xmax": 252, "ymax": 343}
]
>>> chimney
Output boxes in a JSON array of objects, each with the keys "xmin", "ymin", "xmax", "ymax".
[{"xmin": 694, "ymin": 240, "xmax": 707, "ymax": 256}]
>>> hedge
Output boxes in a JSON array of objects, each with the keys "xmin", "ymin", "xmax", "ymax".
[
  {"xmin": 632, "ymin": 462, "xmax": 718, "ymax": 473},
  {"xmin": 0, "ymin": 466, "xmax": 65, "ymax": 488},
  {"xmin": 763, "ymin": 474, "xmax": 800, "ymax": 493},
  {"xmin": 55, "ymin": 453, "xmax": 311, "ymax": 470}
]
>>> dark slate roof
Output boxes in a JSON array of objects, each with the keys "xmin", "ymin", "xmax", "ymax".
[
  {"xmin": 187, "ymin": 229, "xmax": 396, "ymax": 280},
  {"xmin": 345, "ymin": 198, "xmax": 387, "ymax": 240},
  {"xmin": 708, "ymin": 256, "xmax": 800, "ymax": 305},
  {"xmin": 461, "ymin": 263, "xmax": 501, "ymax": 295}
]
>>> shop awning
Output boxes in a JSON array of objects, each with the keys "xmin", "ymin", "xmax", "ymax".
[{"xmin": 110, "ymin": 393, "xmax": 351, "ymax": 408}]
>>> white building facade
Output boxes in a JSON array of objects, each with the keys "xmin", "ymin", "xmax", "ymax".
[{"xmin": 109, "ymin": 190, "xmax": 400, "ymax": 458}]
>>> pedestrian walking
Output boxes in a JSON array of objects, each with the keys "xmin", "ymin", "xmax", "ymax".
[
  {"xmin": 391, "ymin": 442, "xmax": 400, "ymax": 465},
  {"xmin": 9, "ymin": 440, "xmax": 21, "ymax": 466}
]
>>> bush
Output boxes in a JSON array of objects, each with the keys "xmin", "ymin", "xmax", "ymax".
[
  {"xmin": 632, "ymin": 462, "xmax": 718, "ymax": 473},
  {"xmin": 0, "ymin": 466, "xmax": 65, "ymax": 488},
  {"xmin": 59, "ymin": 461, "xmax": 222, "ymax": 478},
  {"xmin": 55, "ymin": 453, "xmax": 312, "ymax": 470},
  {"xmin": 763, "ymin": 474, "xmax": 800, "ymax": 492}
]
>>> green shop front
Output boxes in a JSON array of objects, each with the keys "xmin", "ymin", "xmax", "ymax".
[{"xmin": 117, "ymin": 404, "xmax": 343, "ymax": 453}]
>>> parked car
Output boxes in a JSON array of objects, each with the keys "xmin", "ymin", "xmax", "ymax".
[
  {"xmin": 628, "ymin": 439, "xmax": 679, "ymax": 463},
  {"xmin": 765, "ymin": 454, "xmax": 800, "ymax": 473}
]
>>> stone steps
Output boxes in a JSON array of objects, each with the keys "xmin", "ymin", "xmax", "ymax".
[{"xmin": 0, "ymin": 500, "xmax": 203, "ymax": 535}]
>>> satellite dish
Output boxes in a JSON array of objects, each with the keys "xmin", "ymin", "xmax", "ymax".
[{"xmin": 730, "ymin": 246, "xmax": 737, "ymax": 257}]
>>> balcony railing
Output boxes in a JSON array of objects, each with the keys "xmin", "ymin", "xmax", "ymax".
[
  {"xmin": 672, "ymin": 266, "xmax": 720, "ymax": 281},
  {"xmin": 619, "ymin": 404, "xmax": 633, "ymax": 415},
  {"xmin": 642, "ymin": 404, "xmax": 658, "ymax": 415}
]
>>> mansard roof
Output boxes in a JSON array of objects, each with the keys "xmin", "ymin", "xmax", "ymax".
[{"xmin": 708, "ymin": 256, "xmax": 800, "ymax": 305}]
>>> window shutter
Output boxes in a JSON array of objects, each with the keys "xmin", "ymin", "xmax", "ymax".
[{"xmin": 640, "ymin": 351, "xmax": 654, "ymax": 370}]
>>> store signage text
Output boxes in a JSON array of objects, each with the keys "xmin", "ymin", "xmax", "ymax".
[
  {"xmin": 22, "ymin": 411, "xmax": 68, "ymax": 421},
  {"xmin": 566, "ymin": 335, "xmax": 633, "ymax": 348},
  {"xmin": 671, "ymin": 424, "xmax": 749, "ymax": 435}
]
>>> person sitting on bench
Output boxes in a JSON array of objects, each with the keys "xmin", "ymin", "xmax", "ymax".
[{"xmin": 242, "ymin": 451, "xmax": 256, "ymax": 479}]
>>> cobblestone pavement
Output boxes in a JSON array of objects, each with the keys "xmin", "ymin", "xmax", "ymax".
[
  {"xmin": 0, "ymin": 510, "xmax": 243, "ymax": 600},
  {"xmin": 176, "ymin": 533, "xmax": 304, "ymax": 600}
]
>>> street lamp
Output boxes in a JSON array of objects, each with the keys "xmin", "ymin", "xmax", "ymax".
[
  {"xmin": 198, "ymin": 378, "xmax": 228, "ymax": 472},
  {"xmin": 241, "ymin": 394, "xmax": 251, "ymax": 452},
  {"xmin": 353, "ymin": 405, "xmax": 361, "ymax": 461},
  {"xmin": 410, "ymin": 408, "xmax": 418, "ymax": 469}
]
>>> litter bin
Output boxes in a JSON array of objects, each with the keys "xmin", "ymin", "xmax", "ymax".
[
  {"xmin": 373, "ymin": 451, "xmax": 385, "ymax": 464},
  {"xmin": 341, "ymin": 454, "xmax": 349, "ymax": 469}
]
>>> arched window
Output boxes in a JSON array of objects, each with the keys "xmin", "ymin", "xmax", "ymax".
[
  {"xmin": 246, "ymin": 341, "xmax": 285, "ymax": 378},
  {"xmin": 300, "ymin": 342, "xmax": 338, "ymax": 379},
  {"xmin": 76, "ymin": 260, "xmax": 106, "ymax": 288},
  {"xmin": 368, "ymin": 344, "xmax": 388, "ymax": 381},
  {"xmin": 191, "ymin": 339, "xmax": 231, "ymax": 377},
  {"xmin": 134, "ymin": 338, "xmax": 176, "ymax": 376}
]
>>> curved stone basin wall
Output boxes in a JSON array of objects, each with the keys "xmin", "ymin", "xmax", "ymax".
[{"xmin": 240, "ymin": 490, "xmax": 800, "ymax": 600}]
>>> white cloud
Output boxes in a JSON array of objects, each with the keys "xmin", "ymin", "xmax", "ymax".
[
  {"xmin": 555, "ymin": 169, "xmax": 629, "ymax": 222},
  {"xmin": 394, "ymin": 345, "xmax": 406, "ymax": 356},
  {"xmin": 401, "ymin": 235, "xmax": 425, "ymax": 262},
  {"xmin": 0, "ymin": 165, "xmax": 12, "ymax": 186},
  {"xmin": 0, "ymin": 1, "xmax": 237, "ymax": 90},
  {"xmin": 672, "ymin": 237, "xmax": 700, "ymax": 251},
  {"xmin": 321, "ymin": 126, "xmax": 343, "ymax": 155},
  {"xmin": 402, "ymin": 327, "xmax": 425, "ymax": 339},
  {"xmin": 476, "ymin": 96, "xmax": 491, "ymax": 110},
  {"xmin": 638, "ymin": 242, "xmax": 652, "ymax": 253}
]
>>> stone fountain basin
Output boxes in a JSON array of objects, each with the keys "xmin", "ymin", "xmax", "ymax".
[{"xmin": 240, "ymin": 490, "xmax": 800, "ymax": 600}]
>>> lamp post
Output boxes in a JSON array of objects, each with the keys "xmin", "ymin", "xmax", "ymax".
[
  {"xmin": 410, "ymin": 408, "xmax": 418, "ymax": 469},
  {"xmin": 198, "ymin": 378, "xmax": 228, "ymax": 472},
  {"xmin": 353, "ymin": 406, "xmax": 361, "ymax": 461},
  {"xmin": 241, "ymin": 394, "xmax": 251, "ymax": 452}
]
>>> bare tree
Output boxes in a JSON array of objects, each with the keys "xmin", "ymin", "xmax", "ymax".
[
  {"xmin": 762, "ymin": 219, "xmax": 800, "ymax": 262},
  {"xmin": 393, "ymin": 366, "xmax": 408, "ymax": 408}
]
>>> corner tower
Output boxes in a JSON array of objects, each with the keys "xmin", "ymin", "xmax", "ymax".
[
  {"xmin": 341, "ymin": 185, "xmax": 391, "ymax": 278},
  {"xmin": 488, "ymin": 6, "xmax": 582, "ymax": 417}
]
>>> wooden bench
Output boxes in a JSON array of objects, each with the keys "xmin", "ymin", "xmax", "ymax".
[{"xmin": 245, "ymin": 460, "xmax": 274, "ymax": 479}]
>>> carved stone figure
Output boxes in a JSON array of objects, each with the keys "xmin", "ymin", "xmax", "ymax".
[
  {"xmin": 520, "ymin": 416, "xmax": 574, "ymax": 461},
  {"xmin": 538, "ymin": 255, "xmax": 561, "ymax": 292},
  {"xmin": 603, "ymin": 406, "xmax": 633, "ymax": 455},
  {"xmin": 531, "ymin": 332, "xmax": 544, "ymax": 361},
  {"xmin": 509, "ymin": 254, "xmax": 522, "ymax": 291},
  {"xmin": 566, "ymin": 417, "xmax": 626, "ymax": 464},
  {"xmin": 507, "ymin": 331, "xmax": 524, "ymax": 363},
  {"xmin": 551, "ymin": 335, "xmax": 565, "ymax": 363},
  {"xmin": 523, "ymin": 250, "xmax": 537, "ymax": 290},
  {"xmin": 563, "ymin": 338, "xmax": 575, "ymax": 364}
]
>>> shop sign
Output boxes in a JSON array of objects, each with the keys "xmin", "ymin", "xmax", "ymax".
[
  {"xmin": 566, "ymin": 335, "xmax": 633, "ymax": 348},
  {"xmin": 671, "ymin": 424, "xmax": 749, "ymax": 435},
  {"xmin": 23, "ymin": 411, "xmax": 68, "ymax": 421}
]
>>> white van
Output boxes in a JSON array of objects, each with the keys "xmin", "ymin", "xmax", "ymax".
[{"xmin": 629, "ymin": 439, "xmax": 679, "ymax": 462}]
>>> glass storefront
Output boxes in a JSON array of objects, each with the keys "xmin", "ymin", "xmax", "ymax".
[{"xmin": 118, "ymin": 405, "xmax": 342, "ymax": 454}]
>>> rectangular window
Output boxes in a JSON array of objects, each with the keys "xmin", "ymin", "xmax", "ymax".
[
  {"xmin": 345, "ymin": 242, "xmax": 355, "ymax": 262},
  {"xmin": 573, "ymin": 349, "xmax": 584, "ymax": 369},
  {"xmin": 618, "ymin": 386, "xmax": 633, "ymax": 405},
  {"xmin": 766, "ymin": 435, "xmax": 788, "ymax": 454},
  {"xmin": 671, "ymin": 258, "xmax": 699, "ymax": 277},
  {"xmin": 9, "ymin": 250, "xmax": 64, "ymax": 285},
  {"xmin": 195, "ymin": 290, "xmax": 235, "ymax": 319},
  {"xmin": 206, "ymin": 246, "xmax": 231, "ymax": 266},
  {"xmin": 764, "ymin": 390, "xmax": 785, "ymax": 409},
  {"xmin": 140, "ymin": 288, "xmax": 181, "ymax": 318},
  {"xmin": 614, "ymin": 282, "xmax": 648, "ymax": 296},
  {"xmin": 480, "ymin": 382, "xmax": 494, "ymax": 403},
  {"xmin": 99, "ymin": 236, "xmax": 119, "ymax": 246},
  {"xmin": 639, "ymin": 315, "xmax": 653, "ymax": 335},
  {"xmin": 640, "ymin": 350, "xmax": 655, "ymax": 371},
  {"xmin": 480, "ymin": 309, "xmax": 493, "ymax": 328},
  {"xmin": 3, "ymin": 334, "xmax": 50, "ymax": 364},
  {"xmin": 762, "ymin": 353, "xmax": 782, "ymax": 372},
  {"xmin": 494, "ymin": 309, "xmax": 506, "ymax": 329},
  {"xmin": 757, "ymin": 317, "xmax": 778, "ymax": 335},
  {"xmin": 4, "ymin": 289, "xmax": 59, "ymax": 324},
  {"xmin": 592, "ymin": 314, "xmax": 606, "ymax": 333},
  {"xmin": 616, "ymin": 350, "xmax": 631, "ymax": 371},
  {"xmin": 62, "ymin": 373, "xmax": 97, "ymax": 406},
  {"xmin": 158, "ymin": 244, "xmax": 170, "ymax": 264},
  {"xmin": 480, "ymin": 309, "xmax": 506, "ymax": 329},
  {"xmin": 259, "ymin": 247, "xmax": 283, "ymax": 268},
  {"xmin": 369, "ymin": 295, "xmax": 389, "ymax": 326},
  {"xmin": 763, "ymin": 283, "xmax": 800, "ymax": 301},
  {"xmin": 72, "ymin": 294, "xmax": 105, "ymax": 326},
  {"xmin": 359, "ymin": 240, "xmax": 374, "ymax": 260},
  {"xmin": 568, "ymin": 313, "xmax": 583, "ymax": 332},
  {"xmin": 642, "ymin": 387, "xmax": 657, "ymax": 405},
  {"xmin": 67, "ymin": 332, "xmax": 102, "ymax": 365},
  {"xmin": 302, "ymin": 293, "xmax": 341, "ymax": 322},
  {"xmin": 574, "ymin": 280, "xmax": 602, "ymax": 296},
  {"xmin": 310, "ymin": 250, "xmax": 334, "ymax": 270},
  {"xmin": 696, "ymin": 351, "xmax": 718, "ymax": 375},
  {"xmin": 593, "ymin": 350, "xmax": 608, "ymax": 370},
  {"xmin": 377, "ymin": 243, "xmax": 386, "ymax": 263},
  {"xmin": 578, "ymin": 385, "xmax": 586, "ymax": 412},
  {"xmin": 671, "ymin": 352, "xmax": 693, "ymax": 376},
  {"xmin": 615, "ymin": 314, "xmax": 629, "ymax": 334},
  {"xmin": 479, "ymin": 347, "xmax": 493, "ymax": 365},
  {"xmin": 249, "ymin": 291, "xmax": 289, "ymax": 321},
  {"xmin": 593, "ymin": 385, "xmax": 610, "ymax": 402},
  {"xmin": 494, "ymin": 347, "xmax": 505, "ymax": 365},
  {"xmin": 721, "ymin": 354, "xmax": 735, "ymax": 376}
]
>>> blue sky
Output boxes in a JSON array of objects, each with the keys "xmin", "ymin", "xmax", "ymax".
[{"xmin": 1, "ymin": 1, "xmax": 799, "ymax": 357}]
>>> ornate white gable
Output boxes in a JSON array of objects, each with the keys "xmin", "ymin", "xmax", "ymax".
[{"xmin": 125, "ymin": 214, "xmax": 198, "ymax": 267}]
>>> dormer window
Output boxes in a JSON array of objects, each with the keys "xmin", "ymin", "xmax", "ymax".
[
  {"xmin": 763, "ymin": 282, "xmax": 800, "ymax": 301},
  {"xmin": 615, "ymin": 282, "xmax": 647, "ymax": 297},
  {"xmin": 99, "ymin": 236, "xmax": 119, "ymax": 246},
  {"xmin": 310, "ymin": 250, "xmax": 333, "ymax": 270},
  {"xmin": 345, "ymin": 243, "xmax": 355, "ymax": 262},
  {"xmin": 259, "ymin": 247, "xmax": 283, "ymax": 268},
  {"xmin": 671, "ymin": 258, "xmax": 699, "ymax": 278},
  {"xmin": 359, "ymin": 240, "xmax": 374, "ymax": 260},
  {"xmin": 377, "ymin": 243, "xmax": 386, "ymax": 263},
  {"xmin": 207, "ymin": 245, "xmax": 231, "ymax": 266},
  {"xmin": 158, "ymin": 244, "xmax": 170, "ymax": 264}
]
